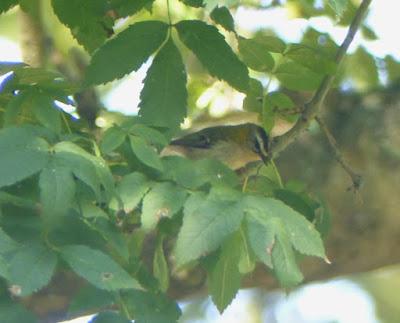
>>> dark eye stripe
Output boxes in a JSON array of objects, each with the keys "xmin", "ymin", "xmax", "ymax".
[{"xmin": 254, "ymin": 130, "xmax": 268, "ymax": 158}]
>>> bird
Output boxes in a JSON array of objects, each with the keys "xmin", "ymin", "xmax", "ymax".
[{"xmin": 163, "ymin": 123, "xmax": 269, "ymax": 170}]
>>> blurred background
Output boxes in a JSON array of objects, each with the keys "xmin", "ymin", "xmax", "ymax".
[{"xmin": 1, "ymin": 0, "xmax": 400, "ymax": 322}]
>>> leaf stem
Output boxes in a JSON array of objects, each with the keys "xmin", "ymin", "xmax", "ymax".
[{"xmin": 271, "ymin": 159, "xmax": 284, "ymax": 188}]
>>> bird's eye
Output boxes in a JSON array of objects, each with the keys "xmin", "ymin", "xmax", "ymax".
[{"xmin": 253, "ymin": 139, "xmax": 261, "ymax": 154}]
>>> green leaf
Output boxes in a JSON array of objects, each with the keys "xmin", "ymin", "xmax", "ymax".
[
  {"xmin": 153, "ymin": 237, "xmax": 170, "ymax": 292},
  {"xmin": 275, "ymin": 61, "xmax": 323, "ymax": 91},
  {"xmin": 175, "ymin": 20, "xmax": 249, "ymax": 92},
  {"xmin": 0, "ymin": 255, "xmax": 10, "ymax": 280},
  {"xmin": 346, "ymin": 46, "xmax": 379, "ymax": 90},
  {"xmin": 237, "ymin": 226, "xmax": 256, "ymax": 274},
  {"xmin": 54, "ymin": 141, "xmax": 114, "ymax": 201},
  {"xmin": 0, "ymin": 228, "xmax": 19, "ymax": 254},
  {"xmin": 385, "ymin": 55, "xmax": 400, "ymax": 84},
  {"xmin": 0, "ymin": 299, "xmax": 38, "ymax": 323},
  {"xmin": 8, "ymin": 242, "xmax": 57, "ymax": 296},
  {"xmin": 0, "ymin": 0, "xmax": 18, "ymax": 13},
  {"xmin": 31, "ymin": 94, "xmax": 62, "ymax": 133},
  {"xmin": 243, "ymin": 78, "xmax": 263, "ymax": 113},
  {"xmin": 39, "ymin": 162, "xmax": 76, "ymax": 217},
  {"xmin": 111, "ymin": 172, "xmax": 152, "ymax": 212},
  {"xmin": 270, "ymin": 217, "xmax": 304, "ymax": 287},
  {"xmin": 130, "ymin": 135, "xmax": 164, "ymax": 171},
  {"xmin": 285, "ymin": 44, "xmax": 336, "ymax": 75},
  {"xmin": 252, "ymin": 35, "xmax": 286, "ymax": 53},
  {"xmin": 244, "ymin": 196, "xmax": 325, "ymax": 258},
  {"xmin": 175, "ymin": 192, "xmax": 244, "ymax": 267},
  {"xmin": 100, "ymin": 126, "xmax": 126, "ymax": 154},
  {"xmin": 210, "ymin": 6, "xmax": 235, "ymax": 32},
  {"xmin": 139, "ymin": 38, "xmax": 187, "ymax": 130},
  {"xmin": 130, "ymin": 124, "xmax": 168, "ymax": 148},
  {"xmin": 262, "ymin": 94, "xmax": 275, "ymax": 133},
  {"xmin": 142, "ymin": 182, "xmax": 187, "ymax": 231},
  {"xmin": 0, "ymin": 127, "xmax": 49, "ymax": 188},
  {"xmin": 51, "ymin": 0, "xmax": 109, "ymax": 53},
  {"xmin": 85, "ymin": 21, "xmax": 169, "ymax": 85},
  {"xmin": 61, "ymin": 245, "xmax": 141, "ymax": 291},
  {"xmin": 328, "ymin": 0, "xmax": 348, "ymax": 16},
  {"xmin": 90, "ymin": 311, "xmax": 131, "ymax": 323},
  {"xmin": 179, "ymin": 0, "xmax": 204, "ymax": 7},
  {"xmin": 109, "ymin": 0, "xmax": 155, "ymax": 17},
  {"xmin": 122, "ymin": 290, "xmax": 181, "ymax": 323},
  {"xmin": 238, "ymin": 37, "xmax": 275, "ymax": 72},
  {"xmin": 68, "ymin": 286, "xmax": 114, "ymax": 317},
  {"xmin": 274, "ymin": 189, "xmax": 315, "ymax": 222},
  {"xmin": 208, "ymin": 235, "xmax": 241, "ymax": 312}
]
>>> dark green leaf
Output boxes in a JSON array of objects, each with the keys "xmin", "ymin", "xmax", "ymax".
[
  {"xmin": 252, "ymin": 35, "xmax": 286, "ymax": 53},
  {"xmin": 85, "ymin": 21, "xmax": 169, "ymax": 85},
  {"xmin": 179, "ymin": 0, "xmax": 204, "ymax": 7},
  {"xmin": 130, "ymin": 124, "xmax": 168, "ymax": 148},
  {"xmin": 90, "ymin": 311, "xmax": 131, "ymax": 323},
  {"xmin": 0, "ymin": 255, "xmax": 10, "ymax": 280},
  {"xmin": 0, "ymin": 0, "xmax": 18, "ymax": 13},
  {"xmin": 175, "ymin": 192, "xmax": 244, "ymax": 267},
  {"xmin": 210, "ymin": 6, "xmax": 235, "ymax": 32},
  {"xmin": 100, "ymin": 126, "xmax": 126, "ymax": 154},
  {"xmin": 122, "ymin": 290, "xmax": 181, "ymax": 323},
  {"xmin": 274, "ymin": 189, "xmax": 315, "ymax": 222},
  {"xmin": 275, "ymin": 61, "xmax": 323, "ymax": 91},
  {"xmin": 139, "ymin": 38, "xmax": 187, "ymax": 130},
  {"xmin": 142, "ymin": 182, "xmax": 187, "ymax": 231},
  {"xmin": 153, "ymin": 237, "xmax": 169, "ymax": 292},
  {"xmin": 51, "ymin": 0, "xmax": 109, "ymax": 52},
  {"xmin": 208, "ymin": 235, "xmax": 241, "ymax": 312},
  {"xmin": 61, "ymin": 245, "xmax": 141, "ymax": 290},
  {"xmin": 238, "ymin": 37, "xmax": 275, "ymax": 72},
  {"xmin": 68, "ymin": 286, "xmax": 114, "ymax": 317},
  {"xmin": 8, "ymin": 243, "xmax": 57, "ymax": 296},
  {"xmin": 0, "ymin": 127, "xmax": 49, "ymax": 188},
  {"xmin": 175, "ymin": 20, "xmax": 249, "ymax": 92},
  {"xmin": 39, "ymin": 162, "xmax": 75, "ymax": 217},
  {"xmin": 109, "ymin": 0, "xmax": 155, "ymax": 17},
  {"xmin": 130, "ymin": 135, "xmax": 164, "ymax": 171}
]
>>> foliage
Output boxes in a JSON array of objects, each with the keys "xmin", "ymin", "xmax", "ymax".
[{"xmin": 0, "ymin": 0, "xmax": 393, "ymax": 321}]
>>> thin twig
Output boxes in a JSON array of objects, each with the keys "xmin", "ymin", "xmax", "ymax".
[
  {"xmin": 270, "ymin": 0, "xmax": 373, "ymax": 158},
  {"xmin": 315, "ymin": 116, "xmax": 363, "ymax": 191}
]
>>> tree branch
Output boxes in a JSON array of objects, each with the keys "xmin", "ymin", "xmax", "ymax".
[{"xmin": 270, "ymin": 0, "xmax": 373, "ymax": 158}]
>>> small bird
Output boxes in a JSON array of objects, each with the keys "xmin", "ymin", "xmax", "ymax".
[{"xmin": 163, "ymin": 123, "xmax": 269, "ymax": 170}]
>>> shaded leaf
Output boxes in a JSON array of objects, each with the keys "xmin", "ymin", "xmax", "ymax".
[
  {"xmin": 0, "ymin": 127, "xmax": 49, "ymax": 188},
  {"xmin": 139, "ymin": 38, "xmax": 187, "ymax": 130},
  {"xmin": 210, "ymin": 6, "xmax": 235, "ymax": 32},
  {"xmin": 61, "ymin": 245, "xmax": 141, "ymax": 290},
  {"xmin": 0, "ymin": 299, "xmax": 38, "ymax": 323},
  {"xmin": 179, "ymin": 0, "xmax": 204, "ymax": 7},
  {"xmin": 109, "ymin": 0, "xmax": 155, "ymax": 17},
  {"xmin": 238, "ymin": 37, "xmax": 275, "ymax": 72},
  {"xmin": 0, "ymin": 0, "xmax": 18, "ymax": 13},
  {"xmin": 51, "ymin": 0, "xmax": 109, "ymax": 52},
  {"xmin": 0, "ymin": 227, "xmax": 19, "ymax": 254},
  {"xmin": 153, "ymin": 237, "xmax": 170, "ymax": 292},
  {"xmin": 8, "ymin": 243, "xmax": 57, "ymax": 296},
  {"xmin": 85, "ymin": 21, "xmax": 168, "ymax": 84},
  {"xmin": 130, "ymin": 135, "xmax": 164, "ymax": 171},
  {"xmin": 275, "ymin": 61, "xmax": 322, "ymax": 91},
  {"xmin": 175, "ymin": 20, "xmax": 249, "ymax": 92},
  {"xmin": 68, "ymin": 286, "xmax": 114, "ymax": 317},
  {"xmin": 142, "ymin": 182, "xmax": 187, "ymax": 231},
  {"xmin": 100, "ymin": 126, "xmax": 126, "ymax": 154}
]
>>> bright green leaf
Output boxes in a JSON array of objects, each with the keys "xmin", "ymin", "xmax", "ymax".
[
  {"xmin": 129, "ymin": 135, "xmax": 164, "ymax": 171},
  {"xmin": 31, "ymin": 94, "xmax": 61, "ymax": 133},
  {"xmin": 346, "ymin": 46, "xmax": 379, "ymax": 90},
  {"xmin": 237, "ymin": 226, "xmax": 256, "ymax": 274},
  {"xmin": 175, "ymin": 193, "xmax": 244, "ymax": 267},
  {"xmin": 328, "ymin": 0, "xmax": 348, "ymax": 17},
  {"xmin": 0, "ymin": 127, "xmax": 49, "ymax": 188},
  {"xmin": 238, "ymin": 37, "xmax": 275, "ymax": 72},
  {"xmin": 210, "ymin": 6, "xmax": 235, "ymax": 32},
  {"xmin": 208, "ymin": 235, "xmax": 241, "ymax": 312},
  {"xmin": 39, "ymin": 162, "xmax": 75, "ymax": 217},
  {"xmin": 61, "ymin": 245, "xmax": 141, "ymax": 290},
  {"xmin": 85, "ymin": 21, "xmax": 169, "ymax": 85},
  {"xmin": 142, "ymin": 182, "xmax": 187, "ymax": 231},
  {"xmin": 51, "ymin": 0, "xmax": 109, "ymax": 53},
  {"xmin": 385, "ymin": 55, "xmax": 400, "ymax": 84},
  {"xmin": 153, "ymin": 237, "xmax": 170, "ymax": 292},
  {"xmin": 139, "ymin": 38, "xmax": 187, "ymax": 130},
  {"xmin": 252, "ymin": 35, "xmax": 286, "ymax": 53},
  {"xmin": 175, "ymin": 20, "xmax": 249, "ymax": 92},
  {"xmin": 8, "ymin": 243, "xmax": 57, "ymax": 296},
  {"xmin": 243, "ymin": 78, "xmax": 263, "ymax": 113}
]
